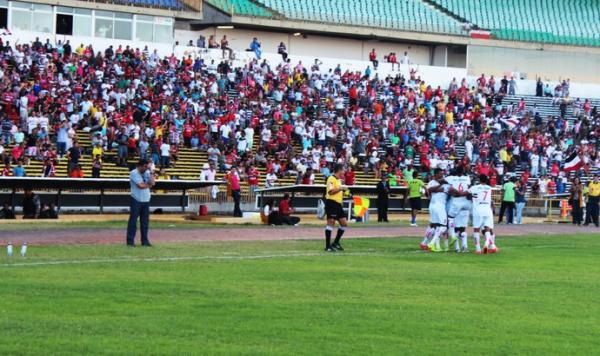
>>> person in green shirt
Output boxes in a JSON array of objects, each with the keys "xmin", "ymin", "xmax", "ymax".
[
  {"xmin": 402, "ymin": 164, "xmax": 415, "ymax": 185},
  {"xmin": 406, "ymin": 171, "xmax": 426, "ymax": 226},
  {"xmin": 405, "ymin": 145, "xmax": 414, "ymax": 160},
  {"xmin": 498, "ymin": 176, "xmax": 516, "ymax": 224}
]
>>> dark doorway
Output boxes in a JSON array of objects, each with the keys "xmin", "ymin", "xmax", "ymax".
[
  {"xmin": 0, "ymin": 8, "xmax": 7, "ymax": 29},
  {"xmin": 56, "ymin": 14, "xmax": 73, "ymax": 36}
]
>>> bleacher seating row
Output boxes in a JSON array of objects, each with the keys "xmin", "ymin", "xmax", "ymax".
[
  {"xmin": 204, "ymin": 0, "xmax": 274, "ymax": 17},
  {"xmin": 430, "ymin": 0, "xmax": 600, "ymax": 47}
]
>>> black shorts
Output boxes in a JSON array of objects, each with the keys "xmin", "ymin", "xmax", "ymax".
[
  {"xmin": 409, "ymin": 197, "xmax": 422, "ymax": 211},
  {"xmin": 325, "ymin": 199, "xmax": 346, "ymax": 220}
]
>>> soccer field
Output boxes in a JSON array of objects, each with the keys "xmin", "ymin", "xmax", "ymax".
[{"xmin": 1, "ymin": 233, "xmax": 599, "ymax": 354}]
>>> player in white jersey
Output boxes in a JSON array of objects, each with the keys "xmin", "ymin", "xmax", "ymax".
[
  {"xmin": 468, "ymin": 174, "xmax": 497, "ymax": 254},
  {"xmin": 423, "ymin": 168, "xmax": 449, "ymax": 252},
  {"xmin": 447, "ymin": 166, "xmax": 472, "ymax": 253}
]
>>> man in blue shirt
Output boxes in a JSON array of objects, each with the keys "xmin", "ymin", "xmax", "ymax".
[
  {"xmin": 127, "ymin": 159, "xmax": 155, "ymax": 247},
  {"xmin": 13, "ymin": 160, "xmax": 26, "ymax": 177}
]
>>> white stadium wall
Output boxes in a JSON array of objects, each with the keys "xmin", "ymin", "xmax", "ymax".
[{"xmin": 175, "ymin": 28, "xmax": 434, "ymax": 65}]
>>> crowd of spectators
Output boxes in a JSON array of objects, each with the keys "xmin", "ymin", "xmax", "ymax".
[{"xmin": 0, "ymin": 35, "xmax": 599, "ymax": 209}]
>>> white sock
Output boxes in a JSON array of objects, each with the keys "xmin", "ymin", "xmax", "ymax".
[
  {"xmin": 460, "ymin": 232, "xmax": 468, "ymax": 250},
  {"xmin": 454, "ymin": 233, "xmax": 461, "ymax": 250},
  {"xmin": 473, "ymin": 232, "xmax": 481, "ymax": 250},
  {"xmin": 433, "ymin": 227, "xmax": 446, "ymax": 249},
  {"xmin": 422, "ymin": 227, "xmax": 434, "ymax": 244},
  {"xmin": 490, "ymin": 234, "xmax": 497, "ymax": 248},
  {"xmin": 448, "ymin": 218, "xmax": 456, "ymax": 238},
  {"xmin": 484, "ymin": 231, "xmax": 492, "ymax": 248}
]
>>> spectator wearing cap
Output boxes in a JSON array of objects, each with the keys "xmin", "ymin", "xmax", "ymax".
[{"xmin": 127, "ymin": 159, "xmax": 155, "ymax": 247}]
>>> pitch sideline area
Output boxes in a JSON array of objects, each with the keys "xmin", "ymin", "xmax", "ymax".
[
  {"xmin": 1, "ymin": 234, "xmax": 599, "ymax": 354},
  {"xmin": 0, "ymin": 223, "xmax": 596, "ymax": 245}
]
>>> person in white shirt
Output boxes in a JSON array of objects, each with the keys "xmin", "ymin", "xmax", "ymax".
[
  {"xmin": 160, "ymin": 141, "xmax": 171, "ymax": 168},
  {"xmin": 468, "ymin": 174, "xmax": 497, "ymax": 254},
  {"xmin": 265, "ymin": 171, "xmax": 278, "ymax": 188},
  {"xmin": 200, "ymin": 163, "xmax": 216, "ymax": 181},
  {"xmin": 424, "ymin": 168, "xmax": 449, "ymax": 252},
  {"xmin": 446, "ymin": 166, "xmax": 472, "ymax": 252}
]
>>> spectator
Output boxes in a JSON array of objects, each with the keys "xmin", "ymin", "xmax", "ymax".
[
  {"xmin": 279, "ymin": 193, "xmax": 300, "ymax": 225},
  {"xmin": 0, "ymin": 202, "xmax": 15, "ymax": 219},
  {"xmin": 200, "ymin": 163, "xmax": 216, "ymax": 181},
  {"xmin": 21, "ymin": 188, "xmax": 40, "ymax": 219},
  {"xmin": 39, "ymin": 203, "xmax": 59, "ymax": 219},
  {"xmin": 92, "ymin": 156, "xmax": 102, "ymax": 178},
  {"xmin": 498, "ymin": 176, "xmax": 516, "ymax": 224},
  {"xmin": 261, "ymin": 199, "xmax": 280, "ymax": 225},
  {"xmin": 69, "ymin": 164, "xmax": 85, "ymax": 178},
  {"xmin": 248, "ymin": 37, "xmax": 262, "ymax": 59},
  {"xmin": 220, "ymin": 35, "xmax": 233, "ymax": 59},
  {"xmin": 514, "ymin": 180, "xmax": 527, "ymax": 224},
  {"xmin": 197, "ymin": 35, "xmax": 206, "ymax": 48},
  {"xmin": 127, "ymin": 159, "xmax": 155, "ymax": 247},
  {"xmin": 278, "ymin": 42, "xmax": 288, "ymax": 61},
  {"xmin": 376, "ymin": 174, "xmax": 391, "ymax": 222},
  {"xmin": 369, "ymin": 48, "xmax": 378, "ymax": 69},
  {"xmin": 228, "ymin": 166, "xmax": 242, "ymax": 217},
  {"xmin": 265, "ymin": 169, "xmax": 278, "ymax": 188},
  {"xmin": 570, "ymin": 177, "xmax": 584, "ymax": 226},
  {"xmin": 208, "ymin": 35, "xmax": 219, "ymax": 48},
  {"xmin": 247, "ymin": 164, "xmax": 260, "ymax": 192}
]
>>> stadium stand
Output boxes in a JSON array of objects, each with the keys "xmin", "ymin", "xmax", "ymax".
[
  {"xmin": 0, "ymin": 34, "xmax": 599, "ymax": 209},
  {"xmin": 430, "ymin": 0, "xmax": 600, "ymax": 46},
  {"xmin": 204, "ymin": 0, "xmax": 274, "ymax": 17},
  {"xmin": 255, "ymin": 0, "xmax": 468, "ymax": 35}
]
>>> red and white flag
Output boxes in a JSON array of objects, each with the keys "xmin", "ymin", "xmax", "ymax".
[
  {"xmin": 564, "ymin": 152, "xmax": 583, "ymax": 172},
  {"xmin": 501, "ymin": 117, "xmax": 519, "ymax": 130}
]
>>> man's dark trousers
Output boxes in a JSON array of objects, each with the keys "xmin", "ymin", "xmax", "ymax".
[{"xmin": 127, "ymin": 197, "xmax": 150, "ymax": 245}]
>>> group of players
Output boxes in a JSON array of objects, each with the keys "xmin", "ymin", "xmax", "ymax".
[
  {"xmin": 321, "ymin": 164, "xmax": 498, "ymax": 254},
  {"xmin": 420, "ymin": 167, "xmax": 498, "ymax": 254}
]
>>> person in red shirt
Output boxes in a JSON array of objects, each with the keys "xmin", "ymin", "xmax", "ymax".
[
  {"xmin": 247, "ymin": 165, "xmax": 260, "ymax": 193},
  {"xmin": 369, "ymin": 48, "xmax": 378, "ymax": 69},
  {"xmin": 278, "ymin": 193, "xmax": 300, "ymax": 225},
  {"xmin": 344, "ymin": 166, "xmax": 356, "ymax": 185},
  {"xmin": 2, "ymin": 163, "xmax": 10, "ymax": 176},
  {"xmin": 228, "ymin": 167, "xmax": 242, "ymax": 217}
]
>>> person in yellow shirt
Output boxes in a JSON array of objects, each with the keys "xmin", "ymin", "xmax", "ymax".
[
  {"xmin": 324, "ymin": 164, "xmax": 349, "ymax": 252},
  {"xmin": 445, "ymin": 110, "xmax": 454, "ymax": 126},
  {"xmin": 584, "ymin": 174, "xmax": 600, "ymax": 227}
]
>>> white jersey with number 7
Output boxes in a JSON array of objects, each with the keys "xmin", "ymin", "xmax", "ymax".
[{"xmin": 469, "ymin": 184, "xmax": 493, "ymax": 215}]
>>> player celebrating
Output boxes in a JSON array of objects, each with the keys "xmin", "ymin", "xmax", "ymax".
[
  {"xmin": 324, "ymin": 164, "xmax": 349, "ymax": 252},
  {"xmin": 447, "ymin": 166, "xmax": 472, "ymax": 252},
  {"xmin": 425, "ymin": 168, "xmax": 449, "ymax": 252},
  {"xmin": 468, "ymin": 174, "xmax": 497, "ymax": 254}
]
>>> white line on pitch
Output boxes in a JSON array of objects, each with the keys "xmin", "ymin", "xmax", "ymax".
[{"xmin": 0, "ymin": 251, "xmax": 389, "ymax": 268}]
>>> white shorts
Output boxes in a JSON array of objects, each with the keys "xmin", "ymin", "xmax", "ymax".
[
  {"xmin": 429, "ymin": 205, "xmax": 448, "ymax": 225},
  {"xmin": 472, "ymin": 213, "xmax": 494, "ymax": 230},
  {"xmin": 448, "ymin": 199, "xmax": 471, "ymax": 218},
  {"xmin": 454, "ymin": 209, "xmax": 470, "ymax": 228}
]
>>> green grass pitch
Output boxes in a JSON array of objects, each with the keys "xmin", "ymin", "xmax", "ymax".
[{"xmin": 1, "ymin": 234, "xmax": 599, "ymax": 354}]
